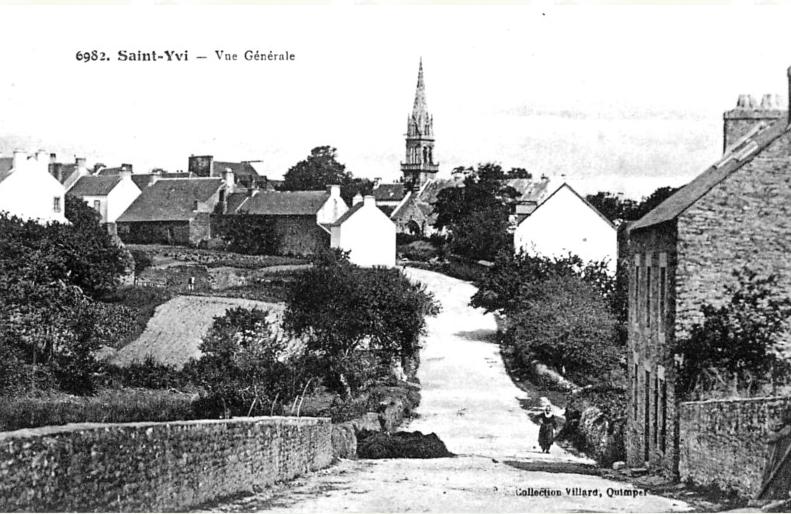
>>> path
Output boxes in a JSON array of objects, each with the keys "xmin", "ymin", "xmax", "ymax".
[{"xmin": 204, "ymin": 268, "xmax": 690, "ymax": 513}]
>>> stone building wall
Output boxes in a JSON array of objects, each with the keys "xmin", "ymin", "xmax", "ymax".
[
  {"xmin": 0, "ymin": 416, "xmax": 333, "ymax": 512},
  {"xmin": 118, "ymin": 220, "xmax": 192, "ymax": 245},
  {"xmin": 676, "ymin": 129, "xmax": 791, "ymax": 339},
  {"xmin": 273, "ymin": 215, "xmax": 330, "ymax": 256},
  {"xmin": 626, "ymin": 222, "xmax": 679, "ymax": 476},
  {"xmin": 679, "ymin": 396, "xmax": 791, "ymax": 498}
]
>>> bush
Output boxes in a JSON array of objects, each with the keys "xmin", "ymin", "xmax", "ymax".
[
  {"xmin": 215, "ymin": 215, "xmax": 282, "ymax": 256},
  {"xmin": 674, "ymin": 269, "xmax": 791, "ymax": 399},
  {"xmin": 398, "ymin": 240, "xmax": 439, "ymax": 262},
  {"xmin": 284, "ymin": 250, "xmax": 440, "ymax": 397},
  {"xmin": 0, "ymin": 388, "xmax": 197, "ymax": 431}
]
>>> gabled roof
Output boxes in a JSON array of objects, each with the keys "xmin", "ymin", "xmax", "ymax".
[
  {"xmin": 517, "ymin": 183, "xmax": 616, "ymax": 229},
  {"xmin": 69, "ymin": 175, "xmax": 122, "ymax": 197},
  {"xmin": 117, "ymin": 178, "xmax": 223, "ymax": 223},
  {"xmin": 328, "ymin": 202, "xmax": 364, "ymax": 226},
  {"xmin": 238, "ymin": 190, "xmax": 330, "ymax": 216},
  {"xmin": 0, "ymin": 157, "xmax": 12, "ymax": 183},
  {"xmin": 97, "ymin": 166, "xmax": 131, "ymax": 176},
  {"xmin": 373, "ymin": 183, "xmax": 407, "ymax": 202},
  {"xmin": 631, "ymin": 117, "xmax": 788, "ymax": 231},
  {"xmin": 130, "ymin": 172, "xmax": 191, "ymax": 190},
  {"xmin": 503, "ymin": 178, "xmax": 555, "ymax": 204},
  {"xmin": 213, "ymin": 161, "xmax": 260, "ymax": 178},
  {"xmin": 56, "ymin": 164, "xmax": 79, "ymax": 186},
  {"xmin": 225, "ymin": 191, "xmax": 251, "ymax": 213}
]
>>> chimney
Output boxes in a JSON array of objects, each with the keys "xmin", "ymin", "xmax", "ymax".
[
  {"xmin": 119, "ymin": 166, "xmax": 133, "ymax": 180},
  {"xmin": 723, "ymin": 89, "xmax": 785, "ymax": 153},
  {"xmin": 373, "ymin": 177, "xmax": 382, "ymax": 188},
  {"xmin": 75, "ymin": 156, "xmax": 88, "ymax": 176},
  {"xmin": 363, "ymin": 195, "xmax": 376, "ymax": 207},
  {"xmin": 222, "ymin": 167, "xmax": 235, "ymax": 190},
  {"xmin": 353, "ymin": 192, "xmax": 363, "ymax": 205},
  {"xmin": 121, "ymin": 163, "xmax": 133, "ymax": 173},
  {"xmin": 328, "ymin": 184, "xmax": 341, "ymax": 198},
  {"xmin": 49, "ymin": 152, "xmax": 57, "ymax": 164},
  {"xmin": 12, "ymin": 149, "xmax": 25, "ymax": 171},
  {"xmin": 51, "ymin": 162, "xmax": 63, "ymax": 183}
]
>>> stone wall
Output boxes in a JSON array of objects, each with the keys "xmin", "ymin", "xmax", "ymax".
[
  {"xmin": 0, "ymin": 416, "xmax": 333, "ymax": 512},
  {"xmin": 676, "ymin": 128, "xmax": 791, "ymax": 339},
  {"xmin": 679, "ymin": 396, "xmax": 791, "ymax": 498}
]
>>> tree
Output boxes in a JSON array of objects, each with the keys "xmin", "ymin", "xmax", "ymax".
[
  {"xmin": 283, "ymin": 251, "xmax": 439, "ymax": 396},
  {"xmin": 183, "ymin": 307, "xmax": 300, "ymax": 417},
  {"xmin": 586, "ymin": 186, "xmax": 681, "ymax": 223},
  {"xmin": 433, "ymin": 163, "xmax": 515, "ymax": 260},
  {"xmin": 673, "ymin": 269, "xmax": 791, "ymax": 398},
  {"xmin": 280, "ymin": 146, "xmax": 352, "ymax": 192}
]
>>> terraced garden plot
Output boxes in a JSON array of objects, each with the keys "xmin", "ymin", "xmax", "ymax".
[{"xmin": 110, "ymin": 295, "xmax": 287, "ymax": 369}]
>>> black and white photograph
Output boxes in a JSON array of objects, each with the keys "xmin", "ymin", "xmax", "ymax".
[{"xmin": 1, "ymin": 1, "xmax": 791, "ymax": 512}]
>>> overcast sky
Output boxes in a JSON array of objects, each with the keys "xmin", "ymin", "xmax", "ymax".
[{"xmin": 1, "ymin": 2, "xmax": 791, "ymax": 198}]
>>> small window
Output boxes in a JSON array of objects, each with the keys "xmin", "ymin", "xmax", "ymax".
[
  {"xmin": 53, "ymin": 197, "xmax": 61, "ymax": 213},
  {"xmin": 93, "ymin": 200, "xmax": 101, "ymax": 211}
]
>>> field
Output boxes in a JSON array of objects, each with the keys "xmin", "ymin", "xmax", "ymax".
[{"xmin": 109, "ymin": 295, "xmax": 286, "ymax": 369}]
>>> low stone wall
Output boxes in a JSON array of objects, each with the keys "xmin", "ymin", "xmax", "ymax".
[
  {"xmin": 679, "ymin": 396, "xmax": 791, "ymax": 498},
  {"xmin": 0, "ymin": 416, "xmax": 333, "ymax": 512}
]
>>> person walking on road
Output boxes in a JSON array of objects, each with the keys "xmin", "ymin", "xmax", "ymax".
[{"xmin": 538, "ymin": 405, "xmax": 557, "ymax": 453}]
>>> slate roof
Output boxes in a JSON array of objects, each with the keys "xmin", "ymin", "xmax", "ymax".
[
  {"xmin": 238, "ymin": 190, "xmax": 330, "ymax": 216},
  {"xmin": 504, "ymin": 178, "xmax": 555, "ymax": 204},
  {"xmin": 328, "ymin": 203, "xmax": 365, "ymax": 226},
  {"xmin": 69, "ymin": 176, "xmax": 123, "ymax": 196},
  {"xmin": 631, "ymin": 118, "xmax": 788, "ymax": 231},
  {"xmin": 130, "ymin": 173, "xmax": 191, "ymax": 190},
  {"xmin": 0, "ymin": 157, "xmax": 12, "ymax": 183},
  {"xmin": 213, "ymin": 161, "xmax": 260, "ymax": 178},
  {"xmin": 97, "ymin": 166, "xmax": 131, "ymax": 176},
  {"xmin": 117, "ymin": 178, "xmax": 223, "ymax": 223},
  {"xmin": 55, "ymin": 164, "xmax": 79, "ymax": 186},
  {"xmin": 226, "ymin": 191, "xmax": 251, "ymax": 213},
  {"xmin": 373, "ymin": 183, "xmax": 407, "ymax": 202}
]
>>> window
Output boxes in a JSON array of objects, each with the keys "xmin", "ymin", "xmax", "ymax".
[
  {"xmin": 659, "ymin": 267, "xmax": 667, "ymax": 332},
  {"xmin": 660, "ymin": 379, "xmax": 667, "ymax": 453},
  {"xmin": 93, "ymin": 200, "xmax": 101, "ymax": 211},
  {"xmin": 646, "ymin": 265, "xmax": 652, "ymax": 327},
  {"xmin": 53, "ymin": 197, "xmax": 61, "ymax": 213}
]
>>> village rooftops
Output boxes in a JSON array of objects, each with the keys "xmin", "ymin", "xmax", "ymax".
[
  {"xmin": 117, "ymin": 178, "xmax": 224, "ymax": 223},
  {"xmin": 630, "ymin": 116, "xmax": 788, "ymax": 232},
  {"xmin": 373, "ymin": 183, "xmax": 407, "ymax": 202},
  {"xmin": 238, "ymin": 190, "xmax": 331, "ymax": 216},
  {"xmin": 212, "ymin": 161, "xmax": 260, "ymax": 180},
  {"xmin": 130, "ymin": 172, "xmax": 191, "ymax": 190},
  {"xmin": 69, "ymin": 175, "xmax": 123, "ymax": 196}
]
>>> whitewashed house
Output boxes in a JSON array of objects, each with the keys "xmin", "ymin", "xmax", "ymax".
[
  {"xmin": 514, "ymin": 183, "xmax": 616, "ymax": 272},
  {"xmin": 329, "ymin": 194, "xmax": 396, "ymax": 267},
  {"xmin": 0, "ymin": 150, "xmax": 68, "ymax": 224},
  {"xmin": 67, "ymin": 168, "xmax": 142, "ymax": 225}
]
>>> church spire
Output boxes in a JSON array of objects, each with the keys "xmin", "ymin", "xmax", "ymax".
[
  {"xmin": 402, "ymin": 58, "xmax": 438, "ymax": 190},
  {"xmin": 412, "ymin": 57, "xmax": 428, "ymax": 121}
]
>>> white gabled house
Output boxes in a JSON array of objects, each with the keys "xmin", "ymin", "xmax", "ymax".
[
  {"xmin": 329, "ymin": 194, "xmax": 396, "ymax": 267},
  {"xmin": 514, "ymin": 182, "xmax": 617, "ymax": 272},
  {"xmin": 67, "ymin": 168, "xmax": 142, "ymax": 225},
  {"xmin": 0, "ymin": 150, "xmax": 68, "ymax": 224}
]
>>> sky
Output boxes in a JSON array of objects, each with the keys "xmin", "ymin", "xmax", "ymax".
[{"xmin": 1, "ymin": 1, "xmax": 791, "ymax": 198}]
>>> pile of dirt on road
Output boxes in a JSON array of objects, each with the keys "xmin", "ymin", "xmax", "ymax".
[{"xmin": 356, "ymin": 429, "xmax": 453, "ymax": 459}]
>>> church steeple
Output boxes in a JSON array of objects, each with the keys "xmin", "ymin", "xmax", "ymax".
[{"xmin": 402, "ymin": 58, "xmax": 438, "ymax": 190}]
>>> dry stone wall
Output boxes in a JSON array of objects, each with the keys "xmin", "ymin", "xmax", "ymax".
[
  {"xmin": 679, "ymin": 396, "xmax": 791, "ymax": 498},
  {"xmin": 0, "ymin": 416, "xmax": 332, "ymax": 512}
]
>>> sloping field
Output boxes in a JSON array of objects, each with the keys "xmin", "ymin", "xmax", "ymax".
[{"xmin": 110, "ymin": 295, "xmax": 286, "ymax": 368}]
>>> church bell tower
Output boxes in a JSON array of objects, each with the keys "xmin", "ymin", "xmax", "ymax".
[{"xmin": 401, "ymin": 58, "xmax": 439, "ymax": 190}]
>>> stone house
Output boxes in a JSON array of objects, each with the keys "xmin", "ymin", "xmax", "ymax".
[
  {"xmin": 67, "ymin": 168, "xmax": 142, "ymax": 228},
  {"xmin": 0, "ymin": 150, "xmax": 68, "ymax": 224},
  {"xmin": 225, "ymin": 185, "xmax": 348, "ymax": 256},
  {"xmin": 329, "ymin": 194, "xmax": 396, "ymax": 267},
  {"xmin": 116, "ymin": 175, "xmax": 233, "ymax": 245},
  {"xmin": 514, "ymin": 182, "xmax": 616, "ymax": 272},
  {"xmin": 626, "ymin": 70, "xmax": 791, "ymax": 477}
]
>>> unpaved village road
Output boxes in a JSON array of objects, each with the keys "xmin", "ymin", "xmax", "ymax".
[{"xmin": 205, "ymin": 268, "xmax": 690, "ymax": 513}]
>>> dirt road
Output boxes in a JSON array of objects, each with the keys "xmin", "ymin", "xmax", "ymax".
[{"xmin": 204, "ymin": 268, "xmax": 690, "ymax": 513}]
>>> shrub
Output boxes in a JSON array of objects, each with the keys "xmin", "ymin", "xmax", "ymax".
[
  {"xmin": 674, "ymin": 269, "xmax": 791, "ymax": 399},
  {"xmin": 215, "ymin": 215, "xmax": 282, "ymax": 256},
  {"xmin": 398, "ymin": 240, "xmax": 439, "ymax": 262},
  {"xmin": 284, "ymin": 250, "xmax": 440, "ymax": 397}
]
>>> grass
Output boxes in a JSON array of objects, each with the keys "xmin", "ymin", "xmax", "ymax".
[
  {"xmin": 0, "ymin": 388, "xmax": 199, "ymax": 432},
  {"xmin": 97, "ymin": 286, "xmax": 175, "ymax": 350}
]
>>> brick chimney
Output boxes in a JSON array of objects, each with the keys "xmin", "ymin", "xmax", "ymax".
[
  {"xmin": 328, "ymin": 184, "xmax": 341, "ymax": 198},
  {"xmin": 222, "ymin": 167, "xmax": 235, "ymax": 190},
  {"xmin": 75, "ymin": 156, "xmax": 88, "ymax": 176},
  {"xmin": 723, "ymin": 93, "xmax": 785, "ymax": 152}
]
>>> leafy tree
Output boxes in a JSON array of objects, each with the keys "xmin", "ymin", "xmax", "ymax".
[
  {"xmin": 586, "ymin": 186, "xmax": 681, "ymax": 223},
  {"xmin": 280, "ymin": 146, "xmax": 352, "ymax": 192},
  {"xmin": 447, "ymin": 208, "xmax": 510, "ymax": 262},
  {"xmin": 504, "ymin": 273, "xmax": 620, "ymax": 385},
  {"xmin": 674, "ymin": 269, "xmax": 791, "ymax": 398},
  {"xmin": 283, "ymin": 251, "xmax": 439, "ymax": 396},
  {"xmin": 183, "ymin": 307, "xmax": 302, "ymax": 417},
  {"xmin": 505, "ymin": 167, "xmax": 532, "ymax": 179}
]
